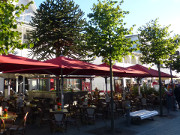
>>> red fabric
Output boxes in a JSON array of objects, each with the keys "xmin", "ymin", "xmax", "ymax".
[
  {"xmin": 4, "ymin": 56, "xmax": 125, "ymax": 76},
  {"xmin": 0, "ymin": 54, "xmax": 58, "ymax": 72},
  {"xmin": 45, "ymin": 56, "xmax": 124, "ymax": 72},
  {"xmin": 99, "ymin": 63, "xmax": 149, "ymax": 77},
  {"xmin": 126, "ymin": 64, "xmax": 173, "ymax": 78},
  {"xmin": 152, "ymin": 81, "xmax": 158, "ymax": 86}
]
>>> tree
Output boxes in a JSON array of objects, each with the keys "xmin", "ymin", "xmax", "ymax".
[
  {"xmin": 171, "ymin": 54, "xmax": 180, "ymax": 72},
  {"xmin": 166, "ymin": 36, "xmax": 180, "ymax": 73},
  {"xmin": 0, "ymin": 0, "xmax": 32, "ymax": 54},
  {"xmin": 137, "ymin": 18, "xmax": 180, "ymax": 116},
  {"xmin": 28, "ymin": 0, "xmax": 88, "ymax": 60},
  {"xmin": 85, "ymin": 0, "xmax": 135, "ymax": 131}
]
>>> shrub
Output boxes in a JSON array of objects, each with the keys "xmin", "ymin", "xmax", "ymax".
[{"xmin": 131, "ymin": 84, "xmax": 159, "ymax": 97}]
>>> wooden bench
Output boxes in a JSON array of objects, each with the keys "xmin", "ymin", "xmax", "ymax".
[{"xmin": 130, "ymin": 110, "xmax": 158, "ymax": 121}]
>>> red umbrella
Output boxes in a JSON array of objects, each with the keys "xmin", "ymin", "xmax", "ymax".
[
  {"xmin": 0, "ymin": 54, "xmax": 58, "ymax": 72},
  {"xmin": 99, "ymin": 63, "xmax": 149, "ymax": 77},
  {"xmin": 126, "ymin": 64, "xmax": 173, "ymax": 78},
  {"xmin": 4, "ymin": 56, "xmax": 127, "ymax": 108},
  {"xmin": 5, "ymin": 56, "xmax": 125, "ymax": 75}
]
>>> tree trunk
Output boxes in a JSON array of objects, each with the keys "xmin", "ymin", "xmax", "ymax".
[
  {"xmin": 157, "ymin": 63, "xmax": 163, "ymax": 116},
  {"xmin": 109, "ymin": 57, "xmax": 114, "ymax": 132}
]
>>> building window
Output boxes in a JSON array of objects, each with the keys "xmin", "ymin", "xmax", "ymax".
[
  {"xmin": 131, "ymin": 56, "xmax": 136, "ymax": 64},
  {"xmin": 124, "ymin": 56, "xmax": 130, "ymax": 63},
  {"xmin": 138, "ymin": 57, "xmax": 142, "ymax": 64}
]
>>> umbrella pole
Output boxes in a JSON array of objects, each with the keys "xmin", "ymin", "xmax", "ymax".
[
  {"xmin": 56, "ymin": 75, "xmax": 60, "ymax": 100},
  {"xmin": 7, "ymin": 79, "xmax": 11, "ymax": 99},
  {"xmin": 61, "ymin": 68, "xmax": 64, "ymax": 109},
  {"xmin": 23, "ymin": 75, "xmax": 25, "ymax": 95},
  {"xmin": 15, "ymin": 76, "xmax": 18, "ymax": 93},
  {"xmin": 37, "ymin": 76, "xmax": 40, "ymax": 90},
  {"xmin": 105, "ymin": 77, "xmax": 108, "ymax": 94},
  {"xmin": 137, "ymin": 78, "xmax": 141, "ymax": 96},
  {"xmin": 90, "ymin": 78, "xmax": 93, "ymax": 94}
]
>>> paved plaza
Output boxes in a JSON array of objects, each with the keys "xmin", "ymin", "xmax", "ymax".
[{"xmin": 25, "ymin": 109, "xmax": 180, "ymax": 135}]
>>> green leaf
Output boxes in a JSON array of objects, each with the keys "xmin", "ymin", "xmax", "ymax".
[
  {"xmin": 27, "ymin": 0, "xmax": 88, "ymax": 61},
  {"xmin": 0, "ymin": 0, "xmax": 32, "ymax": 54},
  {"xmin": 85, "ymin": 0, "xmax": 135, "ymax": 64}
]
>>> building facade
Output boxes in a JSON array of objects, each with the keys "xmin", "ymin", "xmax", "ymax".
[{"xmin": 15, "ymin": 0, "xmax": 37, "ymax": 56}]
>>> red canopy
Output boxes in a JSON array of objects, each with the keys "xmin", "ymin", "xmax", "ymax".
[
  {"xmin": 0, "ymin": 54, "xmax": 58, "ymax": 72},
  {"xmin": 126, "ymin": 64, "xmax": 173, "ymax": 78},
  {"xmin": 5, "ymin": 56, "xmax": 125, "ymax": 76},
  {"xmin": 99, "ymin": 63, "xmax": 149, "ymax": 77}
]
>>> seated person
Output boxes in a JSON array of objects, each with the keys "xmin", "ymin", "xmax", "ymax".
[{"xmin": 94, "ymin": 87, "xmax": 100, "ymax": 99}]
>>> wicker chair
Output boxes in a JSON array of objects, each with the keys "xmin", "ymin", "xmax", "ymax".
[
  {"xmin": 9, "ymin": 112, "xmax": 29, "ymax": 135},
  {"xmin": 50, "ymin": 113, "xmax": 66, "ymax": 133},
  {"xmin": 85, "ymin": 107, "xmax": 96, "ymax": 124},
  {"xmin": 0, "ymin": 119, "xmax": 6, "ymax": 135}
]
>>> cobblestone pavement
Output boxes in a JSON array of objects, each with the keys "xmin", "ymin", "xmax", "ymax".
[{"xmin": 25, "ymin": 109, "xmax": 180, "ymax": 135}]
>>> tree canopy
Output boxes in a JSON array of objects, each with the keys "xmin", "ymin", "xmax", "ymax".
[
  {"xmin": 28, "ymin": 0, "xmax": 88, "ymax": 60},
  {"xmin": 0, "ymin": 0, "xmax": 32, "ymax": 54},
  {"xmin": 85, "ymin": 0, "xmax": 135, "ymax": 63},
  {"xmin": 138, "ymin": 18, "xmax": 180, "ymax": 65},
  {"xmin": 170, "ymin": 46, "xmax": 180, "ymax": 73}
]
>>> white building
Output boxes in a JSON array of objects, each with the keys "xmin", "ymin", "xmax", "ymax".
[{"xmin": 15, "ymin": 0, "xmax": 37, "ymax": 57}]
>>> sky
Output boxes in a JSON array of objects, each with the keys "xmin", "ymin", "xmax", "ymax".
[{"xmin": 33, "ymin": 0, "xmax": 180, "ymax": 35}]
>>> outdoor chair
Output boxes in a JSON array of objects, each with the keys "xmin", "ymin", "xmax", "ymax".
[
  {"xmin": 0, "ymin": 119, "xmax": 6, "ymax": 135},
  {"xmin": 65, "ymin": 113, "xmax": 80, "ymax": 131},
  {"xmin": 95, "ymin": 104, "xmax": 106, "ymax": 120},
  {"xmin": 141, "ymin": 98, "xmax": 147, "ymax": 109},
  {"xmin": 122, "ymin": 100, "xmax": 131, "ymax": 115},
  {"xmin": 50, "ymin": 113, "xmax": 66, "ymax": 133},
  {"xmin": 23, "ymin": 106, "xmax": 32, "ymax": 123},
  {"xmin": 85, "ymin": 107, "xmax": 96, "ymax": 124},
  {"xmin": 115, "ymin": 101, "xmax": 124, "ymax": 117},
  {"xmin": 108, "ymin": 102, "xmax": 119, "ymax": 117},
  {"xmin": 8, "ymin": 100, "xmax": 17, "ymax": 112},
  {"xmin": 153, "ymin": 97, "xmax": 160, "ymax": 109},
  {"xmin": 37, "ymin": 108, "xmax": 50, "ymax": 126},
  {"xmin": 146, "ymin": 97, "xmax": 155, "ymax": 110},
  {"xmin": 71, "ymin": 105, "xmax": 85, "ymax": 123},
  {"xmin": 1, "ymin": 101, "xmax": 9, "ymax": 110},
  {"xmin": 9, "ymin": 112, "xmax": 29, "ymax": 135}
]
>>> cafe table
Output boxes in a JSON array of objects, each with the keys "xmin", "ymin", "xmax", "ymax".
[
  {"xmin": 79, "ymin": 105, "xmax": 96, "ymax": 109},
  {"xmin": 0, "ymin": 112, "xmax": 17, "ymax": 120},
  {"xmin": 0, "ymin": 112, "xmax": 18, "ymax": 129}
]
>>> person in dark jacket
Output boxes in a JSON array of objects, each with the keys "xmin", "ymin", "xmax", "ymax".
[{"xmin": 174, "ymin": 84, "xmax": 180, "ymax": 109}]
